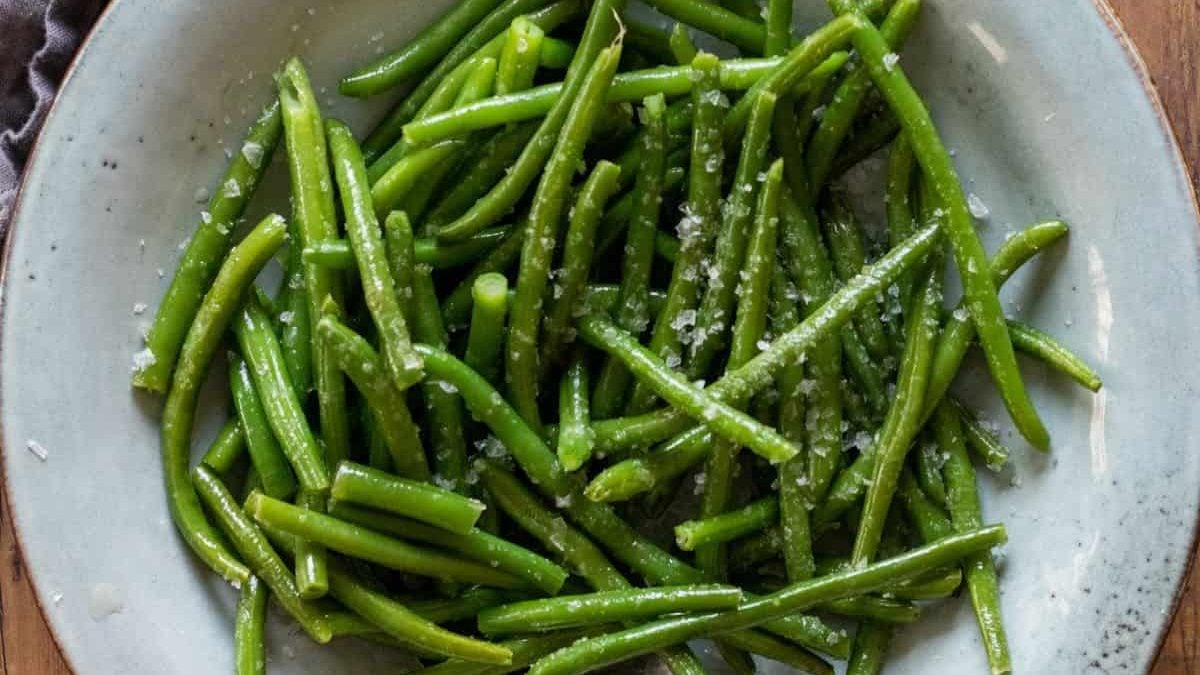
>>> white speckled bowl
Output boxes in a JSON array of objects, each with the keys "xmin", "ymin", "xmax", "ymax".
[{"xmin": 3, "ymin": 0, "xmax": 1198, "ymax": 673}]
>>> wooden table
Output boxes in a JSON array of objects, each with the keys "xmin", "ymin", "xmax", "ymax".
[{"xmin": 1, "ymin": 0, "xmax": 1198, "ymax": 672}]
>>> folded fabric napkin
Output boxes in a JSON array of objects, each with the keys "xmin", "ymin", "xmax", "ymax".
[{"xmin": 0, "ymin": 0, "xmax": 107, "ymax": 233}]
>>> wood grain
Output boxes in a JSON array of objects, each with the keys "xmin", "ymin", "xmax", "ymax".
[{"xmin": 1, "ymin": 0, "xmax": 1198, "ymax": 673}]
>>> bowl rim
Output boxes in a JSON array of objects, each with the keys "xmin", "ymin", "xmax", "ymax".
[{"xmin": 0, "ymin": 0, "xmax": 1195, "ymax": 672}]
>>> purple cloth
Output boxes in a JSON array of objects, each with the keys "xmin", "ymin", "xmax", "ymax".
[{"xmin": 0, "ymin": 0, "xmax": 107, "ymax": 232}]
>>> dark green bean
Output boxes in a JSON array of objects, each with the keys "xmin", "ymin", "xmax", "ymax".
[
  {"xmin": 331, "ymin": 462, "xmax": 484, "ymax": 534},
  {"xmin": 247, "ymin": 492, "xmax": 524, "ymax": 588},
  {"xmin": 934, "ymin": 402, "xmax": 1010, "ymax": 673},
  {"xmin": 408, "ymin": 588, "xmax": 525, "ymax": 625},
  {"xmin": 159, "ymin": 214, "xmax": 286, "ymax": 584},
  {"xmin": 640, "ymin": 0, "xmax": 765, "ymax": 53},
  {"xmin": 293, "ymin": 489, "xmax": 329, "ymax": 600},
  {"xmin": 847, "ymin": 15, "xmax": 1049, "ymax": 449},
  {"xmin": 317, "ymin": 316, "xmax": 430, "ymax": 480},
  {"xmin": 435, "ymin": 0, "xmax": 623, "ymax": 243},
  {"xmin": 232, "ymin": 293, "xmax": 329, "ymax": 492},
  {"xmin": 201, "ymin": 418, "xmax": 246, "ymax": 477},
  {"xmin": 823, "ymin": 596, "xmax": 919, "ymax": 623},
  {"xmin": 676, "ymin": 497, "xmax": 779, "ymax": 551},
  {"xmin": 230, "ymin": 355, "xmax": 297, "ymax": 500},
  {"xmin": 897, "ymin": 467, "xmax": 954, "ymax": 544},
  {"xmin": 191, "ymin": 467, "xmax": 331, "ymax": 642},
  {"xmin": 443, "ymin": 226, "xmax": 525, "ymax": 329},
  {"xmin": 478, "ymin": 586, "xmax": 743, "ymax": 635},
  {"xmin": 327, "ymin": 500, "xmax": 567, "ymax": 595},
  {"xmin": 279, "ymin": 59, "xmax": 351, "ymax": 471},
  {"xmin": 914, "ymin": 439, "xmax": 949, "ymax": 508},
  {"xmin": 496, "ymin": 17, "xmax": 545, "ymax": 96},
  {"xmin": 339, "ymin": 0, "xmax": 507, "ymax": 97},
  {"xmin": 623, "ymin": 17, "xmax": 678, "ymax": 66},
  {"xmin": 556, "ymin": 356, "xmax": 596, "ymax": 471},
  {"xmin": 412, "ymin": 266, "xmax": 470, "ymax": 489},
  {"xmin": 543, "ymin": 160, "xmax": 623, "ymax": 365},
  {"xmin": 951, "ymin": 399, "xmax": 1010, "ymax": 470},
  {"xmin": 626, "ymin": 52, "xmax": 725, "ymax": 414},
  {"xmin": 424, "ymin": 123, "xmax": 540, "ymax": 231},
  {"xmin": 822, "ymin": 192, "xmax": 893, "ymax": 362},
  {"xmin": 415, "ymin": 630, "xmax": 596, "ymax": 675},
  {"xmin": 234, "ymin": 575, "xmax": 267, "ymax": 675},
  {"xmin": 668, "ymin": 24, "xmax": 697, "ymax": 65},
  {"xmin": 828, "ymin": 108, "xmax": 901, "ymax": 179},
  {"xmin": 846, "ymin": 621, "xmax": 892, "ymax": 675},
  {"xmin": 465, "ymin": 273, "xmax": 509, "ymax": 385},
  {"xmin": 506, "ymin": 40, "xmax": 624, "ymax": 428},
  {"xmin": 525, "ymin": 525, "xmax": 1007, "ymax": 675},
  {"xmin": 278, "ymin": 243, "xmax": 313, "ymax": 397},
  {"xmin": 133, "ymin": 101, "xmax": 282, "ymax": 392},
  {"xmin": 590, "ymin": 95, "xmax": 668, "ymax": 419},
  {"xmin": 382, "ymin": 210, "xmax": 417, "ymax": 320}
]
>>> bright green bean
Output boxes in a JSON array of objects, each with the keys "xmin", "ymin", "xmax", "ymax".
[
  {"xmin": 191, "ymin": 467, "xmax": 330, "ymax": 642},
  {"xmin": 247, "ymin": 492, "xmax": 523, "ymax": 588},
  {"xmin": 234, "ymin": 575, "xmax": 267, "ymax": 675},
  {"xmin": 915, "ymin": 438, "xmax": 949, "ymax": 508},
  {"xmin": 293, "ymin": 489, "xmax": 329, "ymax": 600},
  {"xmin": 934, "ymin": 402, "xmax": 1010, "ymax": 673},
  {"xmin": 327, "ymin": 500, "xmax": 567, "ymax": 595},
  {"xmin": 317, "ymin": 316, "xmax": 431, "ymax": 480},
  {"xmin": 443, "ymin": 227, "xmax": 525, "ymax": 329},
  {"xmin": 848, "ymin": 15, "xmax": 1049, "ymax": 449},
  {"xmin": 556, "ymin": 356, "xmax": 596, "ymax": 472},
  {"xmin": 331, "ymin": 462, "xmax": 484, "ymax": 534},
  {"xmin": 640, "ymin": 0, "xmax": 765, "ymax": 53},
  {"xmin": 159, "ymin": 214, "xmax": 285, "ymax": 584},
  {"xmin": 764, "ymin": 0, "xmax": 793, "ymax": 56},
  {"xmin": 676, "ymin": 497, "xmax": 779, "ymax": 551},
  {"xmin": 133, "ymin": 101, "xmax": 282, "ymax": 392},
  {"xmin": 479, "ymin": 586, "xmax": 744, "ymax": 635},
  {"xmin": 372, "ymin": 139, "xmax": 466, "ymax": 219},
  {"xmin": 497, "ymin": 17, "xmax": 545, "ymax": 96},
  {"xmin": 201, "ymin": 418, "xmax": 246, "ymax": 477},
  {"xmin": 506, "ymin": 40, "xmax": 623, "ymax": 428},
  {"xmin": 543, "ymin": 160, "xmax": 623, "ymax": 365},
  {"xmin": 412, "ymin": 266, "xmax": 470, "ymax": 489},
  {"xmin": 424, "ymin": 122, "xmax": 539, "ymax": 231},
  {"xmin": 465, "ymin": 273, "xmax": 509, "ymax": 385},
  {"xmin": 233, "ymin": 293, "xmax": 329, "ymax": 492},
  {"xmin": 278, "ymin": 244, "xmax": 313, "ymax": 397},
  {"xmin": 526, "ymin": 525, "xmax": 1007, "ymax": 675},
  {"xmin": 885, "ymin": 132, "xmax": 918, "ymax": 305},
  {"xmin": 435, "ymin": 0, "xmax": 624, "ymax": 242},
  {"xmin": 230, "ymin": 355, "xmax": 297, "ymax": 500},
  {"xmin": 668, "ymin": 24, "xmax": 698, "ymax": 65},
  {"xmin": 1007, "ymin": 319, "xmax": 1102, "ymax": 392}
]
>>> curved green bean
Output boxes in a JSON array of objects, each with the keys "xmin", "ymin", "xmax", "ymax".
[
  {"xmin": 201, "ymin": 418, "xmax": 246, "ymax": 477},
  {"xmin": 479, "ymin": 586, "xmax": 743, "ymax": 635},
  {"xmin": 133, "ymin": 101, "xmax": 282, "ymax": 392},
  {"xmin": 1007, "ymin": 319, "xmax": 1102, "ymax": 391},
  {"xmin": 160, "ymin": 214, "xmax": 287, "ymax": 584},
  {"xmin": 230, "ymin": 355, "xmax": 297, "ymax": 500},
  {"xmin": 424, "ymin": 122, "xmax": 539, "ymax": 231}
]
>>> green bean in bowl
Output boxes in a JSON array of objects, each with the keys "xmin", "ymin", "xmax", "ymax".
[{"xmin": 131, "ymin": 0, "xmax": 1100, "ymax": 672}]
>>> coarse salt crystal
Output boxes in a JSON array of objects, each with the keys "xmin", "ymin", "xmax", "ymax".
[
  {"xmin": 967, "ymin": 192, "xmax": 990, "ymax": 219},
  {"xmin": 132, "ymin": 303, "xmax": 148, "ymax": 315},
  {"xmin": 132, "ymin": 347, "xmax": 157, "ymax": 372},
  {"xmin": 241, "ymin": 142, "xmax": 264, "ymax": 168},
  {"xmin": 882, "ymin": 52, "xmax": 900, "ymax": 71},
  {"xmin": 194, "ymin": 187, "xmax": 210, "ymax": 203},
  {"xmin": 26, "ymin": 439, "xmax": 48, "ymax": 461}
]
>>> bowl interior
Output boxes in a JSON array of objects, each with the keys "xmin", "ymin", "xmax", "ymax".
[{"xmin": 3, "ymin": 0, "xmax": 1200, "ymax": 673}]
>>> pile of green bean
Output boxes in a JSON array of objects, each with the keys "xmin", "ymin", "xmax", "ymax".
[{"xmin": 135, "ymin": 0, "xmax": 1101, "ymax": 672}]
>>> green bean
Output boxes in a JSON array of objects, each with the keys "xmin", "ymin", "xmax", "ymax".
[
  {"xmin": 327, "ymin": 500, "xmax": 567, "ymax": 595},
  {"xmin": 435, "ymin": 0, "xmax": 624, "ymax": 243},
  {"xmin": 279, "ymin": 244, "xmax": 313, "ymax": 397},
  {"xmin": 823, "ymin": 596, "xmax": 919, "ymax": 623},
  {"xmin": 543, "ymin": 160, "xmax": 623, "ymax": 365},
  {"xmin": 443, "ymin": 227, "xmax": 525, "ymax": 329},
  {"xmin": 847, "ymin": 15, "xmax": 1049, "ymax": 449},
  {"xmin": 416, "ymin": 630, "xmax": 596, "ymax": 675},
  {"xmin": 822, "ymin": 193, "xmax": 893, "ymax": 362},
  {"xmin": 623, "ymin": 17, "xmax": 678, "ymax": 66},
  {"xmin": 625, "ymin": 52, "xmax": 725, "ymax": 414},
  {"xmin": 233, "ymin": 293, "xmax": 329, "ymax": 492},
  {"xmin": 382, "ymin": 211, "xmax": 417, "ymax": 320},
  {"xmin": 158, "ymin": 214, "xmax": 286, "ymax": 583},
  {"xmin": 556, "ymin": 356, "xmax": 596, "ymax": 472},
  {"xmin": 424, "ymin": 123, "xmax": 540, "ymax": 231},
  {"xmin": 230, "ymin": 355, "xmax": 297, "ymax": 500},
  {"xmin": 951, "ymin": 400, "xmax": 1010, "ymax": 470},
  {"xmin": 479, "ymin": 586, "xmax": 743, "ymax": 635},
  {"xmin": 578, "ymin": 315, "xmax": 799, "ymax": 464},
  {"xmin": 372, "ymin": 140, "xmax": 467, "ymax": 219},
  {"xmin": 828, "ymin": 109, "xmax": 901, "ymax": 179},
  {"xmin": 584, "ymin": 223, "xmax": 943, "ymax": 501},
  {"xmin": 497, "ymin": 17, "xmax": 545, "ymax": 96},
  {"xmin": 814, "ymin": 557, "xmax": 962, "ymax": 600},
  {"xmin": 1007, "ymin": 319, "xmax": 1102, "ymax": 391},
  {"xmin": 358, "ymin": 0, "xmax": 581, "ymax": 162},
  {"xmin": 921, "ymin": 220, "xmax": 1071, "ymax": 421},
  {"xmin": 246, "ymin": 491, "xmax": 523, "ymax": 588},
  {"xmin": 764, "ymin": 0, "xmax": 794, "ymax": 56},
  {"xmin": 464, "ymin": 273, "xmax": 510, "ymax": 385},
  {"xmin": 885, "ymin": 133, "xmax": 918, "ymax": 305},
  {"xmin": 852, "ymin": 252, "xmax": 943, "ymax": 566},
  {"xmin": 591, "ymin": 96, "xmax": 668, "ymax": 419},
  {"xmin": 279, "ymin": 59, "xmax": 351, "ymax": 471},
  {"xmin": 696, "ymin": 159, "xmax": 783, "ymax": 580},
  {"xmin": 722, "ymin": 630, "xmax": 833, "ymax": 675},
  {"xmin": 807, "ymin": 0, "xmax": 922, "ymax": 194},
  {"xmin": 133, "ymin": 101, "xmax": 282, "ymax": 393},
  {"xmin": 526, "ymin": 525, "xmax": 1007, "ymax": 675},
  {"xmin": 723, "ymin": 16, "xmax": 860, "ymax": 142},
  {"xmin": 404, "ymin": 55, "xmax": 846, "ymax": 146},
  {"xmin": 506, "ymin": 42, "xmax": 624, "ymax": 428},
  {"xmin": 688, "ymin": 91, "xmax": 778, "ymax": 378},
  {"xmin": 668, "ymin": 24, "xmax": 698, "ymax": 65},
  {"xmin": 201, "ymin": 418, "xmax": 246, "ymax": 477},
  {"xmin": 234, "ymin": 575, "xmax": 267, "ymax": 675},
  {"xmin": 846, "ymin": 621, "xmax": 892, "ymax": 675},
  {"xmin": 293, "ymin": 490, "xmax": 329, "ymax": 600},
  {"xmin": 411, "ymin": 266, "xmax": 470, "ymax": 489},
  {"xmin": 305, "ymin": 229, "xmax": 512, "ymax": 271},
  {"xmin": 331, "ymin": 462, "xmax": 484, "ymax": 534},
  {"xmin": 676, "ymin": 497, "xmax": 779, "ymax": 551},
  {"xmin": 934, "ymin": 402, "xmax": 1010, "ymax": 673},
  {"xmin": 640, "ymin": 0, "xmax": 765, "ymax": 53},
  {"xmin": 914, "ymin": 439, "xmax": 949, "ymax": 508},
  {"xmin": 408, "ymin": 588, "xmax": 524, "ymax": 625},
  {"xmin": 317, "ymin": 316, "xmax": 430, "ymax": 480},
  {"xmin": 191, "ymin": 467, "xmax": 331, "ymax": 642},
  {"xmin": 339, "ymin": 0, "xmax": 506, "ymax": 97}
]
